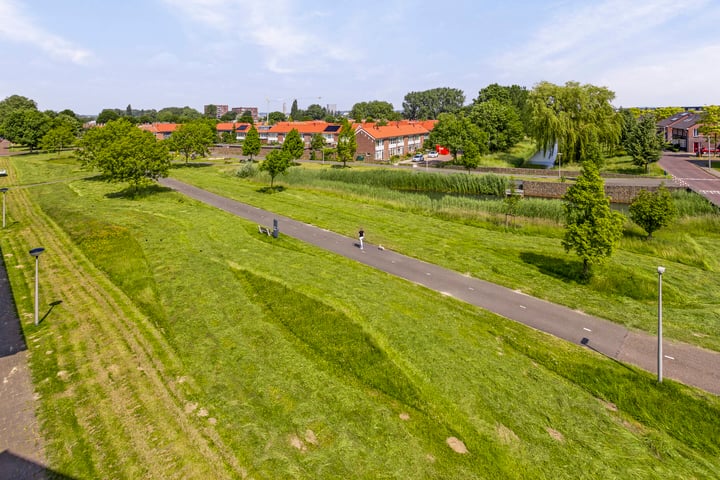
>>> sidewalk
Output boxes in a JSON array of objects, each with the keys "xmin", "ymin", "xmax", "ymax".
[
  {"xmin": 160, "ymin": 177, "xmax": 720, "ymax": 396},
  {"xmin": 0, "ymin": 247, "xmax": 47, "ymax": 479}
]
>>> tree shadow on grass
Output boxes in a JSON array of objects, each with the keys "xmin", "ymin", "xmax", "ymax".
[
  {"xmin": 257, "ymin": 185, "xmax": 286, "ymax": 194},
  {"xmin": 519, "ymin": 251, "xmax": 588, "ymax": 284},
  {"xmin": 105, "ymin": 183, "xmax": 173, "ymax": 199}
]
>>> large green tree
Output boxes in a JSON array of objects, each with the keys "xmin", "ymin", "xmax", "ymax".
[
  {"xmin": 259, "ymin": 150, "xmax": 291, "ymax": 188},
  {"xmin": 0, "ymin": 95, "xmax": 37, "ymax": 133},
  {"xmin": 267, "ymin": 111, "xmax": 286, "ymax": 124},
  {"xmin": 167, "ymin": 120, "xmax": 216, "ymax": 163},
  {"xmin": 41, "ymin": 124, "xmax": 76, "ymax": 153},
  {"xmin": 305, "ymin": 104, "xmax": 326, "ymax": 120},
  {"xmin": 402, "ymin": 87, "xmax": 465, "ymax": 120},
  {"xmin": 469, "ymin": 99, "xmax": 524, "ymax": 152},
  {"xmin": 428, "ymin": 113, "xmax": 488, "ymax": 161},
  {"xmin": 2, "ymin": 108, "xmax": 51, "ymax": 151},
  {"xmin": 474, "ymin": 83, "xmax": 530, "ymax": 134},
  {"xmin": 76, "ymin": 118, "xmax": 170, "ymax": 191},
  {"xmin": 97, "ymin": 109, "xmax": 121, "ymax": 124},
  {"xmin": 527, "ymin": 81, "xmax": 620, "ymax": 165},
  {"xmin": 336, "ymin": 119, "xmax": 357, "ymax": 167},
  {"xmin": 629, "ymin": 185, "xmax": 677, "ymax": 239},
  {"xmin": 281, "ymin": 128, "xmax": 304, "ymax": 161},
  {"xmin": 157, "ymin": 106, "xmax": 202, "ymax": 123},
  {"xmin": 350, "ymin": 101, "xmax": 400, "ymax": 121},
  {"xmin": 562, "ymin": 161, "xmax": 624, "ymax": 276},
  {"xmin": 625, "ymin": 114, "xmax": 662, "ymax": 172},
  {"xmin": 242, "ymin": 125, "xmax": 261, "ymax": 160}
]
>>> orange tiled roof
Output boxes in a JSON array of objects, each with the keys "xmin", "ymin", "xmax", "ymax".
[
  {"xmin": 216, "ymin": 122, "xmax": 252, "ymax": 132},
  {"xmin": 138, "ymin": 123, "xmax": 179, "ymax": 134},
  {"xmin": 356, "ymin": 121, "xmax": 432, "ymax": 139},
  {"xmin": 268, "ymin": 121, "xmax": 333, "ymax": 134}
]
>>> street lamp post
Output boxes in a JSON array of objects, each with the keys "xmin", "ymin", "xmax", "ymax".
[
  {"xmin": 1, "ymin": 187, "xmax": 8, "ymax": 228},
  {"xmin": 657, "ymin": 266, "xmax": 665, "ymax": 382},
  {"xmin": 30, "ymin": 247, "xmax": 45, "ymax": 326}
]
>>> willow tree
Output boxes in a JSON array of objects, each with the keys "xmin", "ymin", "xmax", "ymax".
[{"xmin": 528, "ymin": 81, "xmax": 621, "ymax": 165}]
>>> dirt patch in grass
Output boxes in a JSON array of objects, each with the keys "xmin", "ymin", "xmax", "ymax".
[
  {"xmin": 546, "ymin": 427, "xmax": 565, "ymax": 443},
  {"xmin": 446, "ymin": 437, "xmax": 468, "ymax": 454}
]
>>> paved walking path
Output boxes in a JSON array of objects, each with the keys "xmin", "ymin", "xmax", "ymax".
[
  {"xmin": 160, "ymin": 177, "xmax": 720, "ymax": 395},
  {"xmin": 0, "ymin": 247, "xmax": 47, "ymax": 479}
]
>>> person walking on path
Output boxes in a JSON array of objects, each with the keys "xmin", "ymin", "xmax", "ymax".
[{"xmin": 358, "ymin": 228, "xmax": 364, "ymax": 250}]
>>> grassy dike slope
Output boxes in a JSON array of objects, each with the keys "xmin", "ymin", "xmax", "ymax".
[{"xmin": 2, "ymin": 154, "xmax": 720, "ymax": 478}]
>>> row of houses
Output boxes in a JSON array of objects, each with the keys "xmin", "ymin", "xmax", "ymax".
[
  {"xmin": 657, "ymin": 112, "xmax": 719, "ymax": 153},
  {"xmin": 139, "ymin": 120, "xmax": 438, "ymax": 162}
]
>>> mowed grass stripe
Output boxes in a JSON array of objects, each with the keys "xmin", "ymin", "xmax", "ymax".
[{"xmin": 2, "ymin": 184, "xmax": 241, "ymax": 478}]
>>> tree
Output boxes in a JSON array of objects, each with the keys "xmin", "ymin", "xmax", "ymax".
[
  {"xmin": 157, "ymin": 106, "xmax": 202, "ymax": 123},
  {"xmin": 2, "ymin": 109, "xmax": 51, "ymax": 151},
  {"xmin": 458, "ymin": 139, "xmax": 481, "ymax": 172},
  {"xmin": 699, "ymin": 105, "xmax": 720, "ymax": 156},
  {"xmin": 336, "ymin": 118, "xmax": 357, "ymax": 167},
  {"xmin": 167, "ymin": 120, "xmax": 216, "ymax": 163},
  {"xmin": 242, "ymin": 125, "xmax": 261, "ymax": 160},
  {"xmin": 281, "ymin": 128, "xmax": 304, "ymax": 161},
  {"xmin": 305, "ymin": 104, "xmax": 326, "ymax": 120},
  {"xmin": 0, "ymin": 95, "xmax": 38, "ymax": 135},
  {"xmin": 527, "ymin": 81, "xmax": 621, "ymax": 165},
  {"xmin": 469, "ymin": 99, "xmax": 524, "ymax": 152},
  {"xmin": 350, "ymin": 101, "xmax": 401, "ymax": 121},
  {"xmin": 562, "ymin": 161, "xmax": 624, "ymax": 277},
  {"xmin": 402, "ymin": 87, "xmax": 465, "ymax": 120},
  {"xmin": 238, "ymin": 110, "xmax": 254, "ymax": 124},
  {"xmin": 76, "ymin": 118, "xmax": 170, "ymax": 191},
  {"xmin": 629, "ymin": 185, "xmax": 677, "ymax": 239},
  {"xmin": 625, "ymin": 114, "xmax": 662, "ymax": 172},
  {"xmin": 97, "ymin": 108, "xmax": 120, "ymax": 124},
  {"xmin": 428, "ymin": 112, "xmax": 488, "ymax": 161},
  {"xmin": 290, "ymin": 99, "xmax": 299, "ymax": 120},
  {"xmin": 267, "ymin": 111, "xmax": 286, "ymax": 124},
  {"xmin": 41, "ymin": 124, "xmax": 75, "ymax": 153},
  {"xmin": 474, "ymin": 83, "xmax": 530, "ymax": 134},
  {"xmin": 310, "ymin": 133, "xmax": 326, "ymax": 160},
  {"xmin": 126, "ymin": 104, "xmax": 133, "ymax": 117},
  {"xmin": 204, "ymin": 104, "xmax": 217, "ymax": 118},
  {"xmin": 220, "ymin": 111, "xmax": 237, "ymax": 122},
  {"xmin": 259, "ymin": 150, "xmax": 291, "ymax": 188}
]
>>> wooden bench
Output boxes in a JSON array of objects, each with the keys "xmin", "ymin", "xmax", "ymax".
[{"xmin": 258, "ymin": 225, "xmax": 272, "ymax": 236}]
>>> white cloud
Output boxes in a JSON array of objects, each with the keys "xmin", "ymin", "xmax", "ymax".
[
  {"xmin": 496, "ymin": 0, "xmax": 709, "ymax": 79},
  {"xmin": 160, "ymin": 0, "xmax": 358, "ymax": 74},
  {"xmin": 0, "ymin": 0, "xmax": 93, "ymax": 65}
]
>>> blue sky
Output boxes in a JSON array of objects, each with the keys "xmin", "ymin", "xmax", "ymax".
[{"xmin": 1, "ymin": 0, "xmax": 719, "ymax": 115}]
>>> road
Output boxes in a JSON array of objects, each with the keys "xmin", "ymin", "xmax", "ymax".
[
  {"xmin": 160, "ymin": 177, "xmax": 720, "ymax": 395},
  {"xmin": 659, "ymin": 152, "xmax": 720, "ymax": 206}
]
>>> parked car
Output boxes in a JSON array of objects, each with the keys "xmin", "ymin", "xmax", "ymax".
[
  {"xmin": 412, "ymin": 153, "xmax": 424, "ymax": 162},
  {"xmin": 427, "ymin": 151, "xmax": 439, "ymax": 158}
]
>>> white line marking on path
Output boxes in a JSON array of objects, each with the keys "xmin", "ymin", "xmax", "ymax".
[
  {"xmin": 519, "ymin": 305, "xmax": 527, "ymax": 309},
  {"xmin": 664, "ymin": 355, "xmax": 675, "ymax": 360},
  {"xmin": 583, "ymin": 327, "xmax": 592, "ymax": 332}
]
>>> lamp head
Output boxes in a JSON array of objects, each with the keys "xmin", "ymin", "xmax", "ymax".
[
  {"xmin": 657, "ymin": 266, "xmax": 665, "ymax": 275},
  {"xmin": 0, "ymin": 188, "xmax": 8, "ymax": 193},
  {"xmin": 29, "ymin": 247, "xmax": 45, "ymax": 257}
]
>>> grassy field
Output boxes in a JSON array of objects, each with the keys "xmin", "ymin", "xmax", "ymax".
[{"xmin": 2, "ymin": 152, "xmax": 720, "ymax": 479}]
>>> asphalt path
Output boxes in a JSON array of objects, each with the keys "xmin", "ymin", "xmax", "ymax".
[{"xmin": 160, "ymin": 177, "xmax": 720, "ymax": 395}]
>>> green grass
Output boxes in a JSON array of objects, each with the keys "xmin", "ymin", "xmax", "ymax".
[
  {"xmin": 171, "ymin": 162, "xmax": 720, "ymax": 351},
  {"xmin": 3, "ymin": 153, "xmax": 720, "ymax": 478}
]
